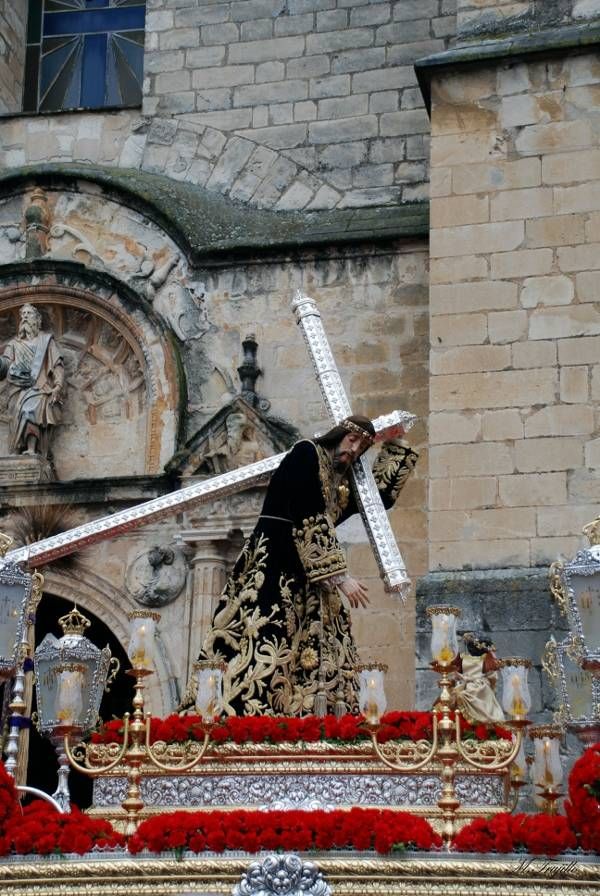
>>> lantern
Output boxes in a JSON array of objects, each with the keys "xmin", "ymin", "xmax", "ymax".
[
  {"xmin": 127, "ymin": 611, "xmax": 160, "ymax": 670},
  {"xmin": 193, "ymin": 660, "xmax": 225, "ymax": 719},
  {"xmin": 357, "ymin": 663, "xmax": 388, "ymax": 725},
  {"xmin": 499, "ymin": 658, "xmax": 532, "ymax": 720},
  {"xmin": 426, "ymin": 605, "xmax": 460, "ymax": 667}
]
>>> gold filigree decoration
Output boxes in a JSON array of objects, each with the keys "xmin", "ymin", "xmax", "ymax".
[
  {"xmin": 549, "ymin": 561, "xmax": 568, "ymax": 617},
  {"xmin": 292, "ymin": 514, "xmax": 346, "ymax": 583},
  {"xmin": 541, "ymin": 637, "xmax": 560, "ymax": 683},
  {"xmin": 372, "ymin": 441, "xmax": 418, "ymax": 502},
  {"xmin": 582, "ymin": 515, "xmax": 600, "ymax": 546},
  {"xmin": 0, "ymin": 532, "xmax": 13, "ymax": 557}
]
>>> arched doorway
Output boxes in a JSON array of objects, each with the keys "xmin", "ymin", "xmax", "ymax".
[{"xmin": 29, "ymin": 592, "xmax": 134, "ymax": 809}]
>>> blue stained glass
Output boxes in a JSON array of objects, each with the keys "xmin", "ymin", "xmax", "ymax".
[
  {"xmin": 27, "ymin": 0, "xmax": 145, "ymax": 112},
  {"xmin": 81, "ymin": 32, "xmax": 106, "ymax": 106},
  {"xmin": 43, "ymin": 6, "xmax": 145, "ymax": 36}
]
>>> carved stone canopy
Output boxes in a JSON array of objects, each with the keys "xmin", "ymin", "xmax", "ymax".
[{"xmin": 166, "ymin": 397, "xmax": 296, "ymax": 478}]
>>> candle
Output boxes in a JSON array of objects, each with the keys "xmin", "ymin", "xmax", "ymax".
[
  {"xmin": 55, "ymin": 668, "xmax": 83, "ymax": 726},
  {"xmin": 127, "ymin": 612, "xmax": 159, "ymax": 670}
]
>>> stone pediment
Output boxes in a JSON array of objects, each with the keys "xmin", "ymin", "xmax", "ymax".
[{"xmin": 166, "ymin": 398, "xmax": 296, "ymax": 478}]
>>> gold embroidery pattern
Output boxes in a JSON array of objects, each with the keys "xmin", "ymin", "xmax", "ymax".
[
  {"xmin": 372, "ymin": 441, "xmax": 418, "ymax": 502},
  {"xmin": 292, "ymin": 514, "xmax": 346, "ymax": 583},
  {"xmin": 316, "ymin": 444, "xmax": 350, "ymax": 522}
]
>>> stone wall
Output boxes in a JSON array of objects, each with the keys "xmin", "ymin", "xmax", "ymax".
[
  {"xmin": 0, "ymin": 0, "xmax": 456, "ymax": 211},
  {"xmin": 428, "ymin": 51, "xmax": 600, "ymax": 573},
  {"xmin": 0, "ymin": 0, "xmax": 26, "ymax": 114}
]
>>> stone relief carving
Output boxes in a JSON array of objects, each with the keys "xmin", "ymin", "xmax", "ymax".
[
  {"xmin": 24, "ymin": 188, "xmax": 51, "ymax": 259},
  {"xmin": 0, "ymin": 303, "xmax": 65, "ymax": 459},
  {"xmin": 48, "ymin": 223, "xmax": 104, "ymax": 266},
  {"xmin": 0, "ymin": 303, "xmax": 147, "ymax": 479},
  {"xmin": 203, "ymin": 410, "xmax": 265, "ymax": 474},
  {"xmin": 126, "ymin": 540, "xmax": 192, "ymax": 608}
]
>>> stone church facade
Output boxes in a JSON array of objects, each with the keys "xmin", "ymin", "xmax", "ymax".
[{"xmin": 0, "ymin": 0, "xmax": 598, "ymax": 718}]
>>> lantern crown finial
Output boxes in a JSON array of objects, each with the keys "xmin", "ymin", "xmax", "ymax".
[{"xmin": 58, "ymin": 606, "xmax": 91, "ymax": 637}]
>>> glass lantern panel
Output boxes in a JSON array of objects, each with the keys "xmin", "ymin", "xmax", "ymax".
[
  {"xmin": 569, "ymin": 574, "xmax": 600, "ymax": 648},
  {"xmin": 563, "ymin": 652, "xmax": 594, "ymax": 720},
  {"xmin": 0, "ymin": 580, "xmax": 27, "ymax": 664}
]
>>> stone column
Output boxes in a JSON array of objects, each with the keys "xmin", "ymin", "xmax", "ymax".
[{"xmin": 182, "ymin": 536, "xmax": 231, "ymax": 672}]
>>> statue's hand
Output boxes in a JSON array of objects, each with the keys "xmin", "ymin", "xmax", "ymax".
[{"xmin": 338, "ymin": 575, "xmax": 370, "ymax": 608}]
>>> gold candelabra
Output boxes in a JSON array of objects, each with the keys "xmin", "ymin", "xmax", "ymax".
[
  {"xmin": 366, "ymin": 657, "xmax": 528, "ymax": 845},
  {"xmin": 64, "ymin": 666, "xmax": 214, "ymax": 836}
]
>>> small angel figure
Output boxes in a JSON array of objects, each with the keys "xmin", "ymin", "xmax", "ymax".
[{"xmin": 453, "ymin": 631, "xmax": 505, "ymax": 725}]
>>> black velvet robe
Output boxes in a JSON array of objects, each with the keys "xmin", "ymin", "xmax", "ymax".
[{"xmin": 199, "ymin": 439, "xmax": 417, "ymax": 716}]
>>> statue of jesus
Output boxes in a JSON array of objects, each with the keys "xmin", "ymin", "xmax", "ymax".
[{"xmin": 0, "ymin": 304, "xmax": 65, "ymax": 458}]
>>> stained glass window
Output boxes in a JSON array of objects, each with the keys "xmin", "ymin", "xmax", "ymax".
[{"xmin": 24, "ymin": 1, "xmax": 146, "ymax": 113}]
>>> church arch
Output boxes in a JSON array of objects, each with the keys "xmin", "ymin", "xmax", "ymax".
[{"xmin": 0, "ymin": 263, "xmax": 183, "ymax": 477}]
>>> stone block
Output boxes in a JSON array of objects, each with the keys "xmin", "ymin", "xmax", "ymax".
[
  {"xmin": 497, "ymin": 63, "xmax": 530, "ymax": 96},
  {"xmin": 431, "ymin": 221, "xmax": 524, "ymax": 258},
  {"xmin": 286, "ymin": 55, "xmax": 330, "ymax": 78},
  {"xmin": 431, "ymin": 507, "xmax": 537, "ymax": 543},
  {"xmin": 555, "ymin": 182, "xmax": 600, "ymax": 216},
  {"xmin": 520, "ymin": 275, "xmax": 574, "ymax": 308},
  {"xmin": 430, "ymin": 313, "xmax": 487, "ymax": 346},
  {"xmin": 229, "ymin": 36, "xmax": 304, "ymax": 64},
  {"xmin": 186, "ymin": 46, "xmax": 226, "ymax": 68},
  {"xmin": 236, "ymin": 123, "xmax": 307, "ymax": 148},
  {"xmin": 352, "ymin": 66, "xmax": 414, "ymax": 93},
  {"xmin": 275, "ymin": 181, "xmax": 314, "ymax": 209},
  {"xmin": 542, "ymin": 149, "xmax": 600, "ymax": 185},
  {"xmin": 529, "ymin": 304, "xmax": 600, "ymax": 340},
  {"xmin": 275, "ymin": 12, "xmax": 315, "ymax": 35},
  {"xmin": 432, "ymin": 130, "xmax": 505, "ymax": 167},
  {"xmin": 514, "ymin": 437, "xmax": 583, "ymax": 473},
  {"xmin": 482, "ymin": 409, "xmax": 524, "ymax": 441},
  {"xmin": 429, "ymin": 411, "xmax": 482, "ymax": 444},
  {"xmin": 316, "ymin": 9, "xmax": 349, "ymax": 30},
  {"xmin": 576, "ymin": 271, "xmax": 600, "ymax": 302},
  {"xmin": 352, "ymin": 164, "xmax": 394, "ymax": 187},
  {"xmin": 195, "ymin": 88, "xmax": 232, "ymax": 112},
  {"xmin": 159, "ymin": 27, "xmax": 200, "ymax": 49},
  {"xmin": 155, "ymin": 70, "xmax": 190, "ymax": 93},
  {"xmin": 431, "ymin": 344, "xmax": 511, "ymax": 375},
  {"xmin": 492, "ymin": 187, "xmax": 554, "ymax": 223},
  {"xmin": 318, "ymin": 93, "xmax": 369, "ymax": 119},
  {"xmin": 524, "ymin": 405, "xmax": 595, "ymax": 438},
  {"xmin": 309, "ymin": 115, "xmax": 377, "ymax": 143},
  {"xmin": 144, "ymin": 50, "xmax": 184, "ymax": 74},
  {"xmin": 500, "ymin": 93, "xmax": 544, "ymax": 128},
  {"xmin": 370, "ymin": 91, "xmax": 399, "ymax": 113},
  {"xmin": 331, "ymin": 47, "xmax": 386, "ymax": 74},
  {"xmin": 585, "ymin": 438, "xmax": 600, "ymax": 468},
  {"xmin": 240, "ymin": 19, "xmax": 274, "ymax": 41},
  {"xmin": 306, "ymin": 27, "xmax": 372, "ymax": 55},
  {"xmin": 309, "ymin": 74, "xmax": 351, "ymax": 98},
  {"xmin": 452, "ymin": 158, "xmax": 540, "ymax": 195},
  {"xmin": 234, "ymin": 79, "xmax": 308, "ymax": 107},
  {"xmin": 526, "ymin": 214, "xmax": 585, "ymax": 248},
  {"xmin": 568, "ymin": 468, "xmax": 600, "ymax": 503},
  {"xmin": 558, "ymin": 335, "xmax": 600, "ymax": 366},
  {"xmin": 431, "ymin": 194, "xmax": 489, "ymax": 228},
  {"xmin": 350, "ymin": 4, "xmax": 390, "ymax": 26},
  {"xmin": 294, "ymin": 100, "xmax": 317, "ymax": 121},
  {"xmin": 498, "ymin": 472, "xmax": 567, "ymax": 507},
  {"xmin": 490, "ymin": 249, "xmax": 553, "ymax": 280},
  {"xmin": 201, "ymin": 22, "xmax": 240, "ymax": 45},
  {"xmin": 430, "ymin": 281, "xmax": 518, "ymax": 315},
  {"xmin": 512, "ymin": 340, "xmax": 556, "ymax": 368},
  {"xmin": 175, "ymin": 5, "xmax": 230, "ymax": 27},
  {"xmin": 538, "ymin": 503, "xmax": 600, "ymax": 537},
  {"xmin": 319, "ymin": 140, "xmax": 366, "ymax": 167},
  {"xmin": 431, "ymin": 369, "xmax": 557, "ymax": 411},
  {"xmin": 429, "ymin": 477, "xmax": 498, "ymax": 511},
  {"xmin": 430, "ymin": 255, "xmax": 488, "ymax": 285},
  {"xmin": 381, "ymin": 108, "xmax": 430, "ymax": 137},
  {"xmin": 429, "ymin": 538, "xmax": 530, "ymax": 570},
  {"xmin": 159, "ymin": 91, "xmax": 195, "ymax": 112},
  {"xmin": 558, "ymin": 243, "xmax": 600, "ymax": 273},
  {"xmin": 560, "ymin": 366, "xmax": 589, "ymax": 404},
  {"xmin": 429, "ymin": 442, "xmax": 514, "ymax": 478},
  {"xmin": 369, "ymin": 137, "xmax": 406, "ymax": 163},
  {"xmin": 192, "ymin": 65, "xmax": 254, "ymax": 88},
  {"xmin": 256, "ymin": 61, "xmax": 285, "ymax": 83},
  {"xmin": 515, "ymin": 120, "xmax": 593, "ymax": 155},
  {"xmin": 230, "ymin": 0, "xmax": 286, "ymax": 20},
  {"xmin": 205, "ymin": 136, "xmax": 255, "ymax": 191}
]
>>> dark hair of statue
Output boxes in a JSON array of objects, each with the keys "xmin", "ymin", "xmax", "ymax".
[{"xmin": 314, "ymin": 414, "xmax": 376, "ymax": 449}]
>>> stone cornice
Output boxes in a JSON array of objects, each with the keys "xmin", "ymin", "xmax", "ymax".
[
  {"xmin": 0, "ymin": 165, "xmax": 429, "ymax": 261},
  {"xmin": 415, "ymin": 21, "xmax": 600, "ymax": 113}
]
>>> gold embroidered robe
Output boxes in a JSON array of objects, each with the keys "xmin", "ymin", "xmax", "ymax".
[{"xmin": 199, "ymin": 438, "xmax": 417, "ymax": 716}]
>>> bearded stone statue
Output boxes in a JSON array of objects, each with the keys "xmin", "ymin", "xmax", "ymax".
[{"xmin": 0, "ymin": 304, "xmax": 65, "ymax": 458}]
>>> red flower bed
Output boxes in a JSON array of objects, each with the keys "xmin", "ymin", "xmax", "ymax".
[
  {"xmin": 0, "ymin": 800, "xmax": 125, "ymax": 856},
  {"xmin": 565, "ymin": 742, "xmax": 600, "ymax": 851},
  {"xmin": 92, "ymin": 712, "xmax": 511, "ymax": 747},
  {"xmin": 0, "ymin": 760, "xmax": 19, "ymax": 826},
  {"xmin": 128, "ymin": 807, "xmax": 442, "ymax": 855},
  {"xmin": 452, "ymin": 812, "xmax": 578, "ymax": 856}
]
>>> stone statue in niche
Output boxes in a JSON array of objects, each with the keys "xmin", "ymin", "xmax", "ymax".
[
  {"xmin": 0, "ymin": 304, "xmax": 65, "ymax": 458},
  {"xmin": 24, "ymin": 189, "xmax": 51, "ymax": 259},
  {"xmin": 203, "ymin": 410, "xmax": 264, "ymax": 474},
  {"xmin": 126, "ymin": 541, "xmax": 192, "ymax": 608}
]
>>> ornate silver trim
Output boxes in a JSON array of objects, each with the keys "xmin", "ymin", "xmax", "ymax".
[
  {"xmin": 292, "ymin": 291, "xmax": 415, "ymax": 594},
  {"xmin": 233, "ymin": 855, "xmax": 331, "ymax": 896}
]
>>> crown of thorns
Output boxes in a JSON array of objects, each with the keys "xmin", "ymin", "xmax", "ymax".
[
  {"xmin": 462, "ymin": 631, "xmax": 496, "ymax": 652},
  {"xmin": 340, "ymin": 418, "xmax": 375, "ymax": 445}
]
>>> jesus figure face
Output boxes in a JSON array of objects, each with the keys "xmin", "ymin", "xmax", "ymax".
[{"xmin": 333, "ymin": 431, "xmax": 370, "ymax": 472}]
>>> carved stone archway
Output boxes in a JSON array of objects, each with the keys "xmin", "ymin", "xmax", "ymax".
[{"xmin": 0, "ymin": 267, "xmax": 182, "ymax": 478}]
